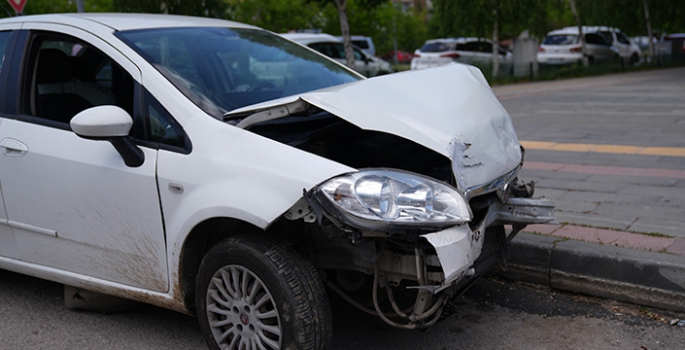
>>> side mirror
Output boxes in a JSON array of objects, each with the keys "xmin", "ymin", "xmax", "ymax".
[{"xmin": 71, "ymin": 106, "xmax": 144, "ymax": 167}]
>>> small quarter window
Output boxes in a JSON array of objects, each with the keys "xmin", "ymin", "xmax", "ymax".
[
  {"xmin": 145, "ymin": 90, "xmax": 188, "ymax": 150},
  {"xmin": 0, "ymin": 31, "xmax": 12, "ymax": 72}
]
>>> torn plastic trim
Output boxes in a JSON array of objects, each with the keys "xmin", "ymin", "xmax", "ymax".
[
  {"xmin": 463, "ymin": 167, "xmax": 519, "ymax": 201},
  {"xmin": 413, "ymin": 196, "xmax": 556, "ymax": 294},
  {"xmin": 418, "ymin": 224, "xmax": 481, "ymax": 294},
  {"xmin": 484, "ymin": 197, "xmax": 557, "ymax": 229},
  {"xmin": 234, "ymin": 99, "xmax": 309, "ymax": 128}
]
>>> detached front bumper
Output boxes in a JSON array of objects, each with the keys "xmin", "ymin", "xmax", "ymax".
[{"xmin": 420, "ymin": 197, "xmax": 556, "ymax": 293}]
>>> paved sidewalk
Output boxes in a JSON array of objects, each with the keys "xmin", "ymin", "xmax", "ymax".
[
  {"xmin": 491, "ymin": 67, "xmax": 685, "ymax": 313},
  {"xmin": 524, "ymin": 223, "xmax": 685, "ymax": 256}
]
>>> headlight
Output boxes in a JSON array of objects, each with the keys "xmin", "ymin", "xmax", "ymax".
[{"xmin": 315, "ymin": 169, "xmax": 472, "ymax": 226}]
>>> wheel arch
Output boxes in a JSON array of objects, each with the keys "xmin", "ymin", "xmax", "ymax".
[{"xmin": 177, "ymin": 216, "xmax": 264, "ymax": 313}]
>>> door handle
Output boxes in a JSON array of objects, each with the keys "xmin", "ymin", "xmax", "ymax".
[{"xmin": 0, "ymin": 138, "xmax": 28, "ymax": 157}]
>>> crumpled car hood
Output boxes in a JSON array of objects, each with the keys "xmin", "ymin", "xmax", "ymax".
[{"xmin": 227, "ymin": 64, "xmax": 522, "ymax": 192}]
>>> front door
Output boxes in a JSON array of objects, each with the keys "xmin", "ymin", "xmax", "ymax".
[{"xmin": 0, "ymin": 25, "xmax": 168, "ymax": 292}]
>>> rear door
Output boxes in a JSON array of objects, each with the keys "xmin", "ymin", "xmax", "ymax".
[
  {"xmin": 586, "ymin": 33, "xmax": 616, "ymax": 61},
  {"xmin": 0, "ymin": 26, "xmax": 18, "ymax": 260},
  {"xmin": 0, "ymin": 24, "xmax": 169, "ymax": 292}
]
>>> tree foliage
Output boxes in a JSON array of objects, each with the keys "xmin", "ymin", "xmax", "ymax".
[
  {"xmin": 112, "ymin": 0, "xmax": 226, "ymax": 17},
  {"xmin": 4, "ymin": 0, "xmax": 681, "ymax": 50},
  {"xmin": 224, "ymin": 0, "xmax": 323, "ymax": 33},
  {"xmin": 431, "ymin": 0, "xmax": 559, "ymax": 40},
  {"xmin": 3, "ymin": 0, "xmax": 112, "ymax": 16},
  {"xmin": 577, "ymin": 0, "xmax": 684, "ymax": 36},
  {"xmin": 430, "ymin": 0, "xmax": 684, "ymax": 40}
]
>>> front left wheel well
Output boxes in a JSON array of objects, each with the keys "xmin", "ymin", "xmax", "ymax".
[{"xmin": 177, "ymin": 217, "xmax": 263, "ymax": 312}]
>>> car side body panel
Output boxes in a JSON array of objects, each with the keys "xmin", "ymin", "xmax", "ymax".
[{"xmin": 156, "ymin": 114, "xmax": 355, "ymax": 249}]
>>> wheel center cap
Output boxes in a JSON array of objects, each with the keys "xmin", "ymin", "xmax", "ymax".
[{"xmin": 240, "ymin": 312, "xmax": 250, "ymax": 325}]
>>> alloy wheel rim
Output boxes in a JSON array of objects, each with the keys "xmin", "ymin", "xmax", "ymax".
[{"xmin": 206, "ymin": 265, "xmax": 282, "ymax": 350}]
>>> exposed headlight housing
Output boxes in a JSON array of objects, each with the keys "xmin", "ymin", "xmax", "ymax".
[{"xmin": 309, "ymin": 169, "xmax": 472, "ymax": 233}]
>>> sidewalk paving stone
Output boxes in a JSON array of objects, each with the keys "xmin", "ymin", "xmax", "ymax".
[
  {"xmin": 586, "ymin": 174, "xmax": 680, "ymax": 187},
  {"xmin": 619, "ymin": 184, "xmax": 685, "ymax": 198},
  {"xmin": 522, "ymin": 224, "xmax": 684, "ymax": 256},
  {"xmin": 558, "ymin": 191, "xmax": 661, "ymax": 206},
  {"xmin": 628, "ymin": 218, "xmax": 685, "ymax": 239},
  {"xmin": 536, "ymin": 178, "xmax": 626, "ymax": 193},
  {"xmin": 667, "ymin": 239, "xmax": 685, "ymax": 256},
  {"xmin": 555, "ymin": 212, "xmax": 633, "ymax": 231},
  {"xmin": 593, "ymin": 202, "xmax": 684, "ymax": 222}
]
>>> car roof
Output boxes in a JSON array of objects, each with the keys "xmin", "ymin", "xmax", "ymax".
[
  {"xmin": 548, "ymin": 26, "xmax": 622, "ymax": 36},
  {"xmin": 664, "ymin": 33, "xmax": 685, "ymax": 39},
  {"xmin": 279, "ymin": 33, "xmax": 341, "ymax": 45},
  {"xmin": 0, "ymin": 13, "xmax": 258, "ymax": 32},
  {"xmin": 336, "ymin": 35, "xmax": 371, "ymax": 40},
  {"xmin": 423, "ymin": 37, "xmax": 489, "ymax": 44}
]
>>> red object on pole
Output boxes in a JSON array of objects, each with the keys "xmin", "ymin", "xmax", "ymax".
[{"xmin": 7, "ymin": 0, "xmax": 27, "ymax": 14}]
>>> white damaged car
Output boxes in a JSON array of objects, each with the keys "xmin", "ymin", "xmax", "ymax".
[{"xmin": 0, "ymin": 13, "xmax": 555, "ymax": 350}]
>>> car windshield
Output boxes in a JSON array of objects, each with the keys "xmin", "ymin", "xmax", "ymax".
[
  {"xmin": 117, "ymin": 27, "xmax": 361, "ymax": 118},
  {"xmin": 543, "ymin": 35, "xmax": 578, "ymax": 45},
  {"xmin": 419, "ymin": 42, "xmax": 453, "ymax": 52}
]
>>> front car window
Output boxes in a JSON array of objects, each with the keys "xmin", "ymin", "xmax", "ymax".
[
  {"xmin": 117, "ymin": 27, "xmax": 360, "ymax": 119},
  {"xmin": 586, "ymin": 33, "xmax": 611, "ymax": 46},
  {"xmin": 476, "ymin": 41, "xmax": 493, "ymax": 53},
  {"xmin": 600, "ymin": 31, "xmax": 615, "ymax": 44},
  {"xmin": 617, "ymin": 32, "xmax": 631, "ymax": 45}
]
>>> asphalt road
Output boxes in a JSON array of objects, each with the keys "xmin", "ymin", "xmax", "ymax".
[
  {"xmin": 2, "ymin": 67, "xmax": 685, "ymax": 349},
  {"xmin": 2, "ymin": 268, "xmax": 684, "ymax": 350}
]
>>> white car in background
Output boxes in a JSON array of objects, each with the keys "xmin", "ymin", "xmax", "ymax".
[
  {"xmin": 410, "ymin": 37, "xmax": 513, "ymax": 75},
  {"xmin": 280, "ymin": 33, "xmax": 393, "ymax": 77},
  {"xmin": 0, "ymin": 13, "xmax": 554, "ymax": 350},
  {"xmin": 336, "ymin": 35, "xmax": 375, "ymax": 56},
  {"xmin": 589, "ymin": 26, "xmax": 642, "ymax": 65},
  {"xmin": 538, "ymin": 27, "xmax": 619, "ymax": 66}
]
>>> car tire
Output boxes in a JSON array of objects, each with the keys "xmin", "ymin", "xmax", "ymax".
[
  {"xmin": 195, "ymin": 234, "xmax": 332, "ymax": 350},
  {"xmin": 630, "ymin": 53, "xmax": 639, "ymax": 66}
]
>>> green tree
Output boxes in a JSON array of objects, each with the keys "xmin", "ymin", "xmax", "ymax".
[
  {"xmin": 224, "ymin": 0, "xmax": 322, "ymax": 32},
  {"xmin": 13, "ymin": 0, "xmax": 113, "ymax": 16},
  {"xmin": 112, "ymin": 0, "xmax": 226, "ymax": 17},
  {"xmin": 315, "ymin": 1, "xmax": 427, "ymax": 56}
]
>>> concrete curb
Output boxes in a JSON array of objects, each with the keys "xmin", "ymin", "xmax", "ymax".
[{"xmin": 492, "ymin": 233, "xmax": 685, "ymax": 313}]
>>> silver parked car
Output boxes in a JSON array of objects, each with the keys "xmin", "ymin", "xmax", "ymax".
[
  {"xmin": 411, "ymin": 37, "xmax": 513, "ymax": 74},
  {"xmin": 538, "ymin": 27, "xmax": 620, "ymax": 66},
  {"xmin": 280, "ymin": 33, "xmax": 393, "ymax": 77},
  {"xmin": 593, "ymin": 26, "xmax": 642, "ymax": 65}
]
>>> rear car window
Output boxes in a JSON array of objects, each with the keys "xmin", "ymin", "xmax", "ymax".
[
  {"xmin": 543, "ymin": 35, "xmax": 578, "ymax": 45},
  {"xmin": 586, "ymin": 33, "xmax": 610, "ymax": 46},
  {"xmin": 419, "ymin": 42, "xmax": 453, "ymax": 52}
]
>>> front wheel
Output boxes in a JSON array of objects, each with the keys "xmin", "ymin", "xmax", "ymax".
[
  {"xmin": 195, "ymin": 235, "xmax": 332, "ymax": 350},
  {"xmin": 630, "ymin": 53, "xmax": 639, "ymax": 66}
]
